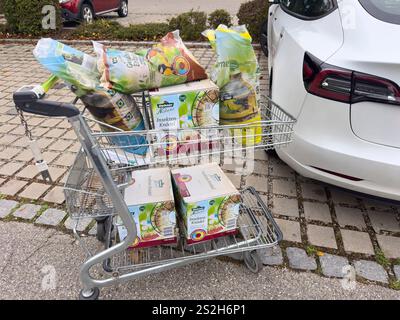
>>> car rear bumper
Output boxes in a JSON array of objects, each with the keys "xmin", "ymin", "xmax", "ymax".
[{"xmin": 276, "ymin": 94, "xmax": 400, "ymax": 202}]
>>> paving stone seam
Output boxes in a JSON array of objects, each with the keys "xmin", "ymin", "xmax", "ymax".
[{"xmin": 325, "ymin": 187, "xmax": 348, "ymax": 257}]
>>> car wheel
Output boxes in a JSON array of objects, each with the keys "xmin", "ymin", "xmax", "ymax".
[
  {"xmin": 81, "ymin": 4, "xmax": 94, "ymax": 24},
  {"xmin": 260, "ymin": 20, "xmax": 269, "ymax": 57},
  {"xmin": 118, "ymin": 0, "xmax": 128, "ymax": 17}
]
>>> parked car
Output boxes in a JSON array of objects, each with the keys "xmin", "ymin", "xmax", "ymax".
[
  {"xmin": 59, "ymin": 0, "xmax": 128, "ymax": 23},
  {"xmin": 265, "ymin": 0, "xmax": 400, "ymax": 201}
]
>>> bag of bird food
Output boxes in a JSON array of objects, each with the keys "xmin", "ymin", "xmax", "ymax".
[
  {"xmin": 80, "ymin": 87, "xmax": 148, "ymax": 155},
  {"xmin": 33, "ymin": 38, "xmax": 99, "ymax": 97},
  {"xmin": 93, "ymin": 30, "xmax": 208, "ymax": 94},
  {"xmin": 171, "ymin": 163, "xmax": 241, "ymax": 244},
  {"xmin": 203, "ymin": 25, "xmax": 262, "ymax": 145},
  {"xmin": 33, "ymin": 39, "xmax": 148, "ymax": 155}
]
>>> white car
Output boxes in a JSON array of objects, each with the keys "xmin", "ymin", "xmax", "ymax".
[{"xmin": 265, "ymin": 0, "xmax": 400, "ymax": 201}]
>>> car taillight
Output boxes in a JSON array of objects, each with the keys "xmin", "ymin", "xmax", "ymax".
[{"xmin": 303, "ymin": 52, "xmax": 400, "ymax": 106}]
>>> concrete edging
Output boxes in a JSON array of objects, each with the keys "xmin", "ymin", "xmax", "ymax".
[{"xmin": 0, "ymin": 37, "xmax": 261, "ymax": 48}]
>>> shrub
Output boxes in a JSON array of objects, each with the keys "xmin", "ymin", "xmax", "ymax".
[
  {"xmin": 4, "ymin": 0, "xmax": 61, "ymax": 35},
  {"xmin": 116, "ymin": 23, "xmax": 170, "ymax": 41},
  {"xmin": 208, "ymin": 9, "xmax": 232, "ymax": 29},
  {"xmin": 168, "ymin": 10, "xmax": 207, "ymax": 41},
  {"xmin": 237, "ymin": 0, "xmax": 269, "ymax": 41},
  {"xmin": 0, "ymin": 24, "xmax": 7, "ymax": 34},
  {"xmin": 72, "ymin": 20, "xmax": 171, "ymax": 41},
  {"xmin": 72, "ymin": 19, "xmax": 120, "ymax": 40},
  {"xmin": 0, "ymin": 2, "xmax": 4, "ymax": 14}
]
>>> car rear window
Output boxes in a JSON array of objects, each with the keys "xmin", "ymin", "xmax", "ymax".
[
  {"xmin": 281, "ymin": 0, "xmax": 337, "ymax": 19},
  {"xmin": 359, "ymin": 0, "xmax": 400, "ymax": 25}
]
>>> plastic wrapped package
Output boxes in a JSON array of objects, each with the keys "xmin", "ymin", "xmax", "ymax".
[
  {"xmin": 80, "ymin": 88, "xmax": 148, "ymax": 155},
  {"xmin": 33, "ymin": 38, "xmax": 99, "ymax": 97},
  {"xmin": 93, "ymin": 30, "xmax": 208, "ymax": 94},
  {"xmin": 33, "ymin": 39, "xmax": 147, "ymax": 155},
  {"xmin": 203, "ymin": 25, "xmax": 262, "ymax": 145}
]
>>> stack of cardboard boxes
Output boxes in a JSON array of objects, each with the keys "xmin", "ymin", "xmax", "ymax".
[{"xmin": 118, "ymin": 163, "xmax": 241, "ymax": 248}]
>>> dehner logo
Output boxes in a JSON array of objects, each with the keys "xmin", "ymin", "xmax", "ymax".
[{"xmin": 157, "ymin": 102, "xmax": 174, "ymax": 109}]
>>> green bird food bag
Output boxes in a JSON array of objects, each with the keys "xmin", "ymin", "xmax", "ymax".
[
  {"xmin": 94, "ymin": 30, "xmax": 208, "ymax": 94},
  {"xmin": 203, "ymin": 25, "xmax": 262, "ymax": 145},
  {"xmin": 33, "ymin": 38, "xmax": 99, "ymax": 97},
  {"xmin": 33, "ymin": 39, "xmax": 147, "ymax": 155}
]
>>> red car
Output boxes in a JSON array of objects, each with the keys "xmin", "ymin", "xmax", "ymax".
[{"xmin": 60, "ymin": 0, "xmax": 128, "ymax": 23}]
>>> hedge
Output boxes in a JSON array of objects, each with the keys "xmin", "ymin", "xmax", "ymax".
[
  {"xmin": 168, "ymin": 10, "xmax": 207, "ymax": 41},
  {"xmin": 4, "ymin": 0, "xmax": 61, "ymax": 36},
  {"xmin": 208, "ymin": 9, "xmax": 232, "ymax": 29},
  {"xmin": 72, "ymin": 20, "xmax": 171, "ymax": 41}
]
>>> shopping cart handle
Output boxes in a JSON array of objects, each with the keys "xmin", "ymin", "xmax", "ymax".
[{"xmin": 13, "ymin": 91, "xmax": 80, "ymax": 118}]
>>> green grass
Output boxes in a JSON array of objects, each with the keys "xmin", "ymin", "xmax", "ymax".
[
  {"xmin": 375, "ymin": 249, "xmax": 390, "ymax": 267},
  {"xmin": 394, "ymin": 258, "xmax": 400, "ymax": 266},
  {"xmin": 38, "ymin": 203, "xmax": 49, "ymax": 215},
  {"xmin": 390, "ymin": 280, "xmax": 400, "ymax": 290},
  {"xmin": 306, "ymin": 245, "xmax": 318, "ymax": 256}
]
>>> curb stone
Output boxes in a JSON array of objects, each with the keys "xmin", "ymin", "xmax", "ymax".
[
  {"xmin": 0, "ymin": 199, "xmax": 18, "ymax": 218},
  {"xmin": 259, "ymin": 246, "xmax": 283, "ymax": 266},
  {"xmin": 35, "ymin": 208, "xmax": 67, "ymax": 226},
  {"xmin": 353, "ymin": 260, "xmax": 388, "ymax": 284},
  {"xmin": 286, "ymin": 247, "xmax": 317, "ymax": 271},
  {"xmin": 64, "ymin": 217, "xmax": 92, "ymax": 232},
  {"xmin": 394, "ymin": 265, "xmax": 400, "ymax": 281},
  {"xmin": 13, "ymin": 204, "xmax": 41, "ymax": 220},
  {"xmin": 319, "ymin": 253, "xmax": 349, "ymax": 278},
  {"xmin": 0, "ymin": 38, "xmax": 262, "ymax": 49}
]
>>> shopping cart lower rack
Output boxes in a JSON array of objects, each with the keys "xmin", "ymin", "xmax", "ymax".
[{"xmin": 14, "ymin": 88, "xmax": 295, "ymax": 300}]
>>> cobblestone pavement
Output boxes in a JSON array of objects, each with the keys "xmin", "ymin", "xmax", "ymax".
[{"xmin": 0, "ymin": 41, "xmax": 399, "ymax": 297}]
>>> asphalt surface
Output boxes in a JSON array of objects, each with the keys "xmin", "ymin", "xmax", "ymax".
[
  {"xmin": 109, "ymin": 0, "xmax": 246, "ymax": 25},
  {"xmin": 0, "ymin": 221, "xmax": 398, "ymax": 300}
]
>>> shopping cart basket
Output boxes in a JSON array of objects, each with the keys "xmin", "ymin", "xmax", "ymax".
[{"xmin": 13, "ymin": 83, "xmax": 295, "ymax": 300}]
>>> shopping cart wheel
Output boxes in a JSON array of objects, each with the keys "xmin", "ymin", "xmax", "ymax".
[
  {"xmin": 79, "ymin": 287, "xmax": 100, "ymax": 300},
  {"xmin": 96, "ymin": 217, "xmax": 113, "ymax": 243},
  {"xmin": 96, "ymin": 221, "xmax": 106, "ymax": 242},
  {"xmin": 243, "ymin": 251, "xmax": 262, "ymax": 274}
]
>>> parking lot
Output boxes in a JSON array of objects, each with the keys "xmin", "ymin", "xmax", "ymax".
[{"xmin": 114, "ymin": 0, "xmax": 246, "ymax": 25}]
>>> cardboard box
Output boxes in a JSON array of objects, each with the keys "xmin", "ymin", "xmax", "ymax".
[
  {"xmin": 149, "ymin": 79, "xmax": 220, "ymax": 158},
  {"xmin": 118, "ymin": 167, "xmax": 177, "ymax": 248},
  {"xmin": 171, "ymin": 163, "xmax": 241, "ymax": 244}
]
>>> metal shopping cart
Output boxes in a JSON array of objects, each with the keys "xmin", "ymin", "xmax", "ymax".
[{"xmin": 13, "ymin": 82, "xmax": 296, "ymax": 300}]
